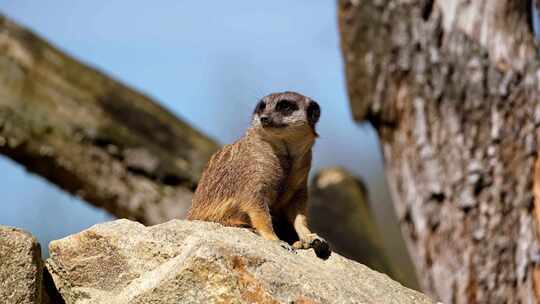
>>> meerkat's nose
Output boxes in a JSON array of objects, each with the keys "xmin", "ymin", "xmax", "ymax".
[{"xmin": 260, "ymin": 116, "xmax": 271, "ymax": 126}]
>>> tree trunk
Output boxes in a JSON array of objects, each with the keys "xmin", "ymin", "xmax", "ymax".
[
  {"xmin": 339, "ymin": 0, "xmax": 540, "ymax": 302},
  {"xmin": 0, "ymin": 15, "xmax": 219, "ymax": 225}
]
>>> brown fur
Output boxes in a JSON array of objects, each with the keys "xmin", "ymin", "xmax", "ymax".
[{"xmin": 187, "ymin": 92, "xmax": 329, "ymax": 257}]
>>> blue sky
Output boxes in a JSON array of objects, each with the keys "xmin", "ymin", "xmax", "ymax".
[{"xmin": 0, "ymin": 1, "xmax": 394, "ymax": 255}]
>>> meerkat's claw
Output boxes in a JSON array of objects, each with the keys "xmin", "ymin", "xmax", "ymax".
[{"xmin": 278, "ymin": 240, "xmax": 297, "ymax": 253}]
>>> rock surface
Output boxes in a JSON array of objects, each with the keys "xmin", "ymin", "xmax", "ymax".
[
  {"xmin": 0, "ymin": 225, "xmax": 43, "ymax": 304},
  {"xmin": 46, "ymin": 219, "xmax": 433, "ymax": 304}
]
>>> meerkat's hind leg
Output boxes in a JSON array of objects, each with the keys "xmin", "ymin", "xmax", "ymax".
[
  {"xmin": 246, "ymin": 207, "xmax": 296, "ymax": 253},
  {"xmin": 291, "ymin": 213, "xmax": 331, "ymax": 259}
]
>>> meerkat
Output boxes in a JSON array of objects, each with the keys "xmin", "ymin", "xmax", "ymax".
[{"xmin": 187, "ymin": 91, "xmax": 330, "ymax": 258}]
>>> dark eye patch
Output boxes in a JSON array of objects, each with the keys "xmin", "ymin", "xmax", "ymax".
[
  {"xmin": 275, "ymin": 99, "xmax": 298, "ymax": 115},
  {"xmin": 253, "ymin": 100, "xmax": 266, "ymax": 115}
]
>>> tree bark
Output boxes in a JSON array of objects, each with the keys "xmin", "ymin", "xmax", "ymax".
[
  {"xmin": 339, "ymin": 0, "xmax": 540, "ymax": 303},
  {"xmin": 0, "ymin": 15, "xmax": 219, "ymax": 225}
]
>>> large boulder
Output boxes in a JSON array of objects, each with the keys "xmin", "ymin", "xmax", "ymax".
[
  {"xmin": 46, "ymin": 219, "xmax": 433, "ymax": 304},
  {"xmin": 0, "ymin": 225, "xmax": 43, "ymax": 304}
]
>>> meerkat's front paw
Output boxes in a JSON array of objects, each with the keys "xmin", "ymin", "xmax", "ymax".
[{"xmin": 293, "ymin": 234, "xmax": 331, "ymax": 259}]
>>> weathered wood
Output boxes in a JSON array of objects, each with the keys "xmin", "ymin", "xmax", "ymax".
[
  {"xmin": 309, "ymin": 167, "xmax": 419, "ymax": 289},
  {"xmin": 339, "ymin": 0, "xmax": 540, "ymax": 302},
  {"xmin": 0, "ymin": 15, "xmax": 219, "ymax": 225}
]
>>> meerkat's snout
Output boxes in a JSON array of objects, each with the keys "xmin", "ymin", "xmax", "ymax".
[{"xmin": 260, "ymin": 115, "xmax": 272, "ymax": 127}]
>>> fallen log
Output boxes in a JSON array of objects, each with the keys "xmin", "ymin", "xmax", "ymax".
[{"xmin": 0, "ymin": 15, "xmax": 219, "ymax": 225}]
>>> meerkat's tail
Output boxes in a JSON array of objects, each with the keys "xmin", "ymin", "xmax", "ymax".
[{"xmin": 187, "ymin": 205, "xmax": 252, "ymax": 229}]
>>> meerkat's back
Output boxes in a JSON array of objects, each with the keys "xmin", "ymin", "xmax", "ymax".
[{"xmin": 188, "ymin": 137, "xmax": 269, "ymax": 226}]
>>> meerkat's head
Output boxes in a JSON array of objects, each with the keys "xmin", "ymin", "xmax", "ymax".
[{"xmin": 252, "ymin": 91, "xmax": 321, "ymax": 139}]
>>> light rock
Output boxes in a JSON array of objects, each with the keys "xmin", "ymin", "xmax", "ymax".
[
  {"xmin": 46, "ymin": 219, "xmax": 434, "ymax": 304},
  {"xmin": 0, "ymin": 225, "xmax": 42, "ymax": 304}
]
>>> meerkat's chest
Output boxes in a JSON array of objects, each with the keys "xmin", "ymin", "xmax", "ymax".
[
  {"xmin": 250, "ymin": 140, "xmax": 311, "ymax": 207},
  {"xmin": 270, "ymin": 157, "xmax": 308, "ymax": 208}
]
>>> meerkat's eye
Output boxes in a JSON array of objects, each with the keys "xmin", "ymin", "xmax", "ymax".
[{"xmin": 275, "ymin": 100, "xmax": 298, "ymax": 115}]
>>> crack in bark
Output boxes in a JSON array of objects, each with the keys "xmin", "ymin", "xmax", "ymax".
[{"xmin": 422, "ymin": 0, "xmax": 435, "ymax": 21}]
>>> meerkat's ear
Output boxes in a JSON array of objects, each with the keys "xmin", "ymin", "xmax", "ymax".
[
  {"xmin": 307, "ymin": 101, "xmax": 321, "ymax": 126},
  {"xmin": 253, "ymin": 100, "xmax": 266, "ymax": 115}
]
